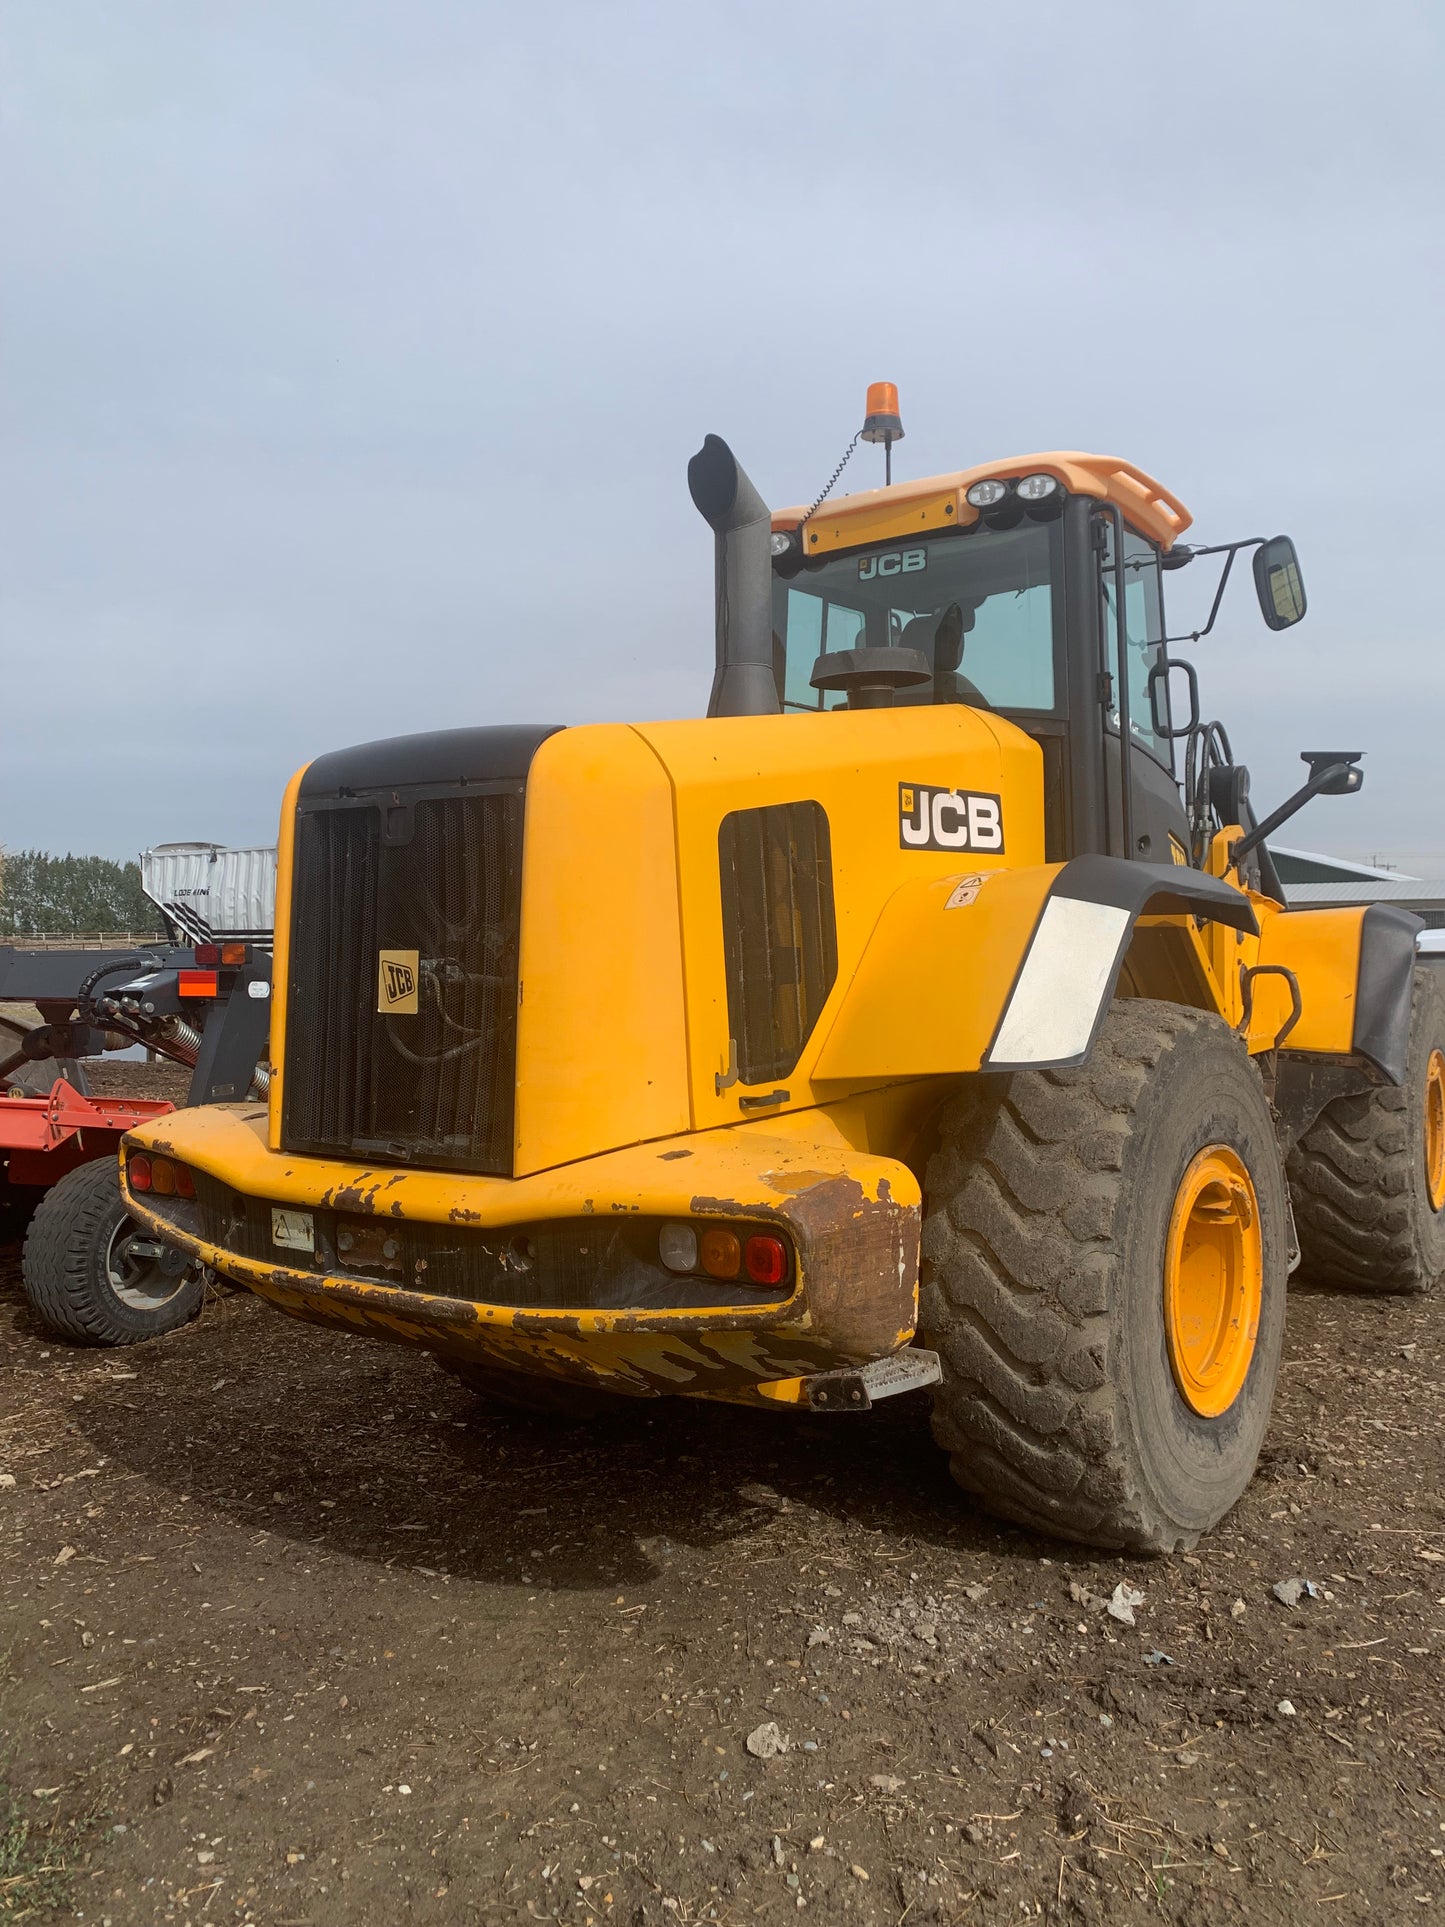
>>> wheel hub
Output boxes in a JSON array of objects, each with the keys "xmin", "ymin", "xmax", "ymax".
[
  {"xmin": 105, "ymin": 1217, "xmax": 194, "ymax": 1313},
  {"xmin": 1425, "ymin": 1049, "xmax": 1445, "ymax": 1213},
  {"xmin": 1164, "ymin": 1145, "xmax": 1263, "ymax": 1419}
]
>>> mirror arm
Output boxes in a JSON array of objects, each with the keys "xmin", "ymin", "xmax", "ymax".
[
  {"xmin": 1159, "ymin": 536, "xmax": 1266, "ymax": 646},
  {"xmin": 1231, "ymin": 760, "xmax": 1359, "ymax": 866}
]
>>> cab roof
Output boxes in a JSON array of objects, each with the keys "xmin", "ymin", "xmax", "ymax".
[{"xmin": 772, "ymin": 450, "xmax": 1192, "ymax": 556}]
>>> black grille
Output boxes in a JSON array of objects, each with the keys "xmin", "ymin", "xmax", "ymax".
[
  {"xmin": 282, "ymin": 788, "xmax": 524, "ymax": 1172},
  {"xmin": 719, "ymin": 801, "xmax": 838, "ymax": 1085}
]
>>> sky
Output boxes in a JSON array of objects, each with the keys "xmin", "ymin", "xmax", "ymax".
[{"xmin": 2, "ymin": 0, "xmax": 1441, "ymax": 867}]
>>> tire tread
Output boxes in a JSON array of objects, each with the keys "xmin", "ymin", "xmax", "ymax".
[{"xmin": 924, "ymin": 1000, "xmax": 1255, "ymax": 1553}]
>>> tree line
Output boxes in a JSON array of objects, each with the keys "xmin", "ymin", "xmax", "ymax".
[{"xmin": 0, "ymin": 850, "xmax": 163, "ymax": 937}]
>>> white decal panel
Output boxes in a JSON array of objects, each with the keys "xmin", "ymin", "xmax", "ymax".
[{"xmin": 986, "ymin": 896, "xmax": 1131, "ymax": 1066}]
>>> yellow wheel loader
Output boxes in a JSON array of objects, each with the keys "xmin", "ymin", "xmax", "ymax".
[{"xmin": 119, "ymin": 388, "xmax": 1444, "ymax": 1552}]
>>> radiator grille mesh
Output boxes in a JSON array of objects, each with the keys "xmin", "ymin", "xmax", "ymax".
[{"xmin": 282, "ymin": 789, "xmax": 523, "ymax": 1172}]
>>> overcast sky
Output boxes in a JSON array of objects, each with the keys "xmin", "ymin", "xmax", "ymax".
[{"xmin": 3, "ymin": 1, "xmax": 1441, "ymax": 868}]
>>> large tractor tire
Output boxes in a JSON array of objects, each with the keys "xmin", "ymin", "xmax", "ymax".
[
  {"xmin": 21, "ymin": 1156, "xmax": 207, "ymax": 1346},
  {"xmin": 1287, "ymin": 965, "xmax": 1445, "ymax": 1294},
  {"xmin": 921, "ymin": 1000, "xmax": 1288, "ymax": 1553}
]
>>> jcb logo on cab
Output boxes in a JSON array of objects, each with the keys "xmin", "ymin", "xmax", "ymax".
[
  {"xmin": 899, "ymin": 783, "xmax": 1005, "ymax": 854},
  {"xmin": 858, "ymin": 548, "xmax": 926, "ymax": 581}
]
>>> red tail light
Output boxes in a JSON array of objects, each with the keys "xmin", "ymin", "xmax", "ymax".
[
  {"xmin": 174, "ymin": 1164, "xmax": 196, "ymax": 1199},
  {"xmin": 194, "ymin": 944, "xmax": 220, "ymax": 966},
  {"xmin": 128, "ymin": 1154, "xmax": 152, "ymax": 1192},
  {"xmin": 744, "ymin": 1234, "xmax": 788, "ymax": 1287}
]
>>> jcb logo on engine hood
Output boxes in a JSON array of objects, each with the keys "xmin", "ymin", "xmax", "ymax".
[
  {"xmin": 900, "ymin": 783, "xmax": 1005, "ymax": 854},
  {"xmin": 378, "ymin": 949, "xmax": 419, "ymax": 1014},
  {"xmin": 858, "ymin": 548, "xmax": 926, "ymax": 580}
]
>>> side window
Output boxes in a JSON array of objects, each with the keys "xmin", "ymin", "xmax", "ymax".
[
  {"xmin": 778, "ymin": 587, "xmax": 860, "ymax": 710},
  {"xmin": 1100, "ymin": 528, "xmax": 1167, "ymax": 763},
  {"xmin": 718, "ymin": 801, "xmax": 838, "ymax": 1084}
]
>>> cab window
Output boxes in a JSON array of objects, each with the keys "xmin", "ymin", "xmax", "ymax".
[
  {"xmin": 772, "ymin": 519, "xmax": 1062, "ymax": 717},
  {"xmin": 1099, "ymin": 526, "xmax": 1168, "ymax": 763}
]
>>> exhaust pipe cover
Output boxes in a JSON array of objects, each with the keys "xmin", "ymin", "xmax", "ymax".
[{"xmin": 688, "ymin": 435, "xmax": 780, "ymax": 718}]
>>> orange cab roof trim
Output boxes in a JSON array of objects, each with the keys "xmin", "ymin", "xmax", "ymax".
[{"xmin": 773, "ymin": 451, "xmax": 1193, "ymax": 554}]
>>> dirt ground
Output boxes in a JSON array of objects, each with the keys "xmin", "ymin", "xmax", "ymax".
[{"xmin": 2, "ymin": 1215, "xmax": 1444, "ymax": 1925}]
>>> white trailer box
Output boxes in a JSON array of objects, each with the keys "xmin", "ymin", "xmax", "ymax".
[{"xmin": 141, "ymin": 843, "xmax": 277, "ymax": 946}]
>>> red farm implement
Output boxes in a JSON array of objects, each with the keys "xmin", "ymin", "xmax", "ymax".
[{"xmin": 1, "ymin": 940, "xmax": 271, "ymax": 1345}]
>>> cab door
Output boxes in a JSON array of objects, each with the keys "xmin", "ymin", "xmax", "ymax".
[{"xmin": 1097, "ymin": 522, "xmax": 1191, "ymax": 864}]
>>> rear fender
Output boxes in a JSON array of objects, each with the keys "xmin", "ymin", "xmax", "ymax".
[
  {"xmin": 814, "ymin": 854, "xmax": 1256, "ymax": 1079},
  {"xmin": 1261, "ymin": 901, "xmax": 1424, "ymax": 1087}
]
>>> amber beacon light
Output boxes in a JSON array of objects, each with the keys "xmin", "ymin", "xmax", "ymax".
[{"xmin": 860, "ymin": 381, "xmax": 904, "ymax": 483}]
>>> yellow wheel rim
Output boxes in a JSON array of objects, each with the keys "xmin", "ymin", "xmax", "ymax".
[
  {"xmin": 1426, "ymin": 1049, "xmax": 1445, "ymax": 1213},
  {"xmin": 1164, "ymin": 1146, "xmax": 1263, "ymax": 1419}
]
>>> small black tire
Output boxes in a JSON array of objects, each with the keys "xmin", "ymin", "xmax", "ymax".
[
  {"xmin": 21, "ymin": 1156, "xmax": 206, "ymax": 1346},
  {"xmin": 921, "ymin": 999, "xmax": 1289, "ymax": 1554},
  {"xmin": 1287, "ymin": 966, "xmax": 1445, "ymax": 1294},
  {"xmin": 437, "ymin": 1357, "xmax": 637, "ymax": 1421}
]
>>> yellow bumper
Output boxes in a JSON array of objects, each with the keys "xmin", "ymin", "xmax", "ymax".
[{"xmin": 120, "ymin": 1104, "xmax": 922, "ymax": 1404}]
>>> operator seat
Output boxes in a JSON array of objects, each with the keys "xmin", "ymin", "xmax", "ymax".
[{"xmin": 894, "ymin": 604, "xmax": 990, "ymax": 708}]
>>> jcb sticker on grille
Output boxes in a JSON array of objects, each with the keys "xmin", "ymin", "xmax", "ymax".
[
  {"xmin": 271, "ymin": 1207, "xmax": 314, "ymax": 1253},
  {"xmin": 899, "ymin": 783, "xmax": 1005, "ymax": 854},
  {"xmin": 858, "ymin": 548, "xmax": 926, "ymax": 580},
  {"xmin": 377, "ymin": 948, "xmax": 420, "ymax": 1015}
]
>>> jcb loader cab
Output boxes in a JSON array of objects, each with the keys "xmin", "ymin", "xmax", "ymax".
[{"xmin": 120, "ymin": 390, "xmax": 1445, "ymax": 1552}]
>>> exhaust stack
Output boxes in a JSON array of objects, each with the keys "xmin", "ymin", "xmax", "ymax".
[{"xmin": 688, "ymin": 435, "xmax": 780, "ymax": 718}]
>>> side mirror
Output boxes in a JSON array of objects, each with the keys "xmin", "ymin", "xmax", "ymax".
[{"xmin": 1253, "ymin": 535, "xmax": 1307, "ymax": 631}]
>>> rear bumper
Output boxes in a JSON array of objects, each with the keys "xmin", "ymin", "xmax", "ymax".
[{"xmin": 120, "ymin": 1104, "xmax": 921, "ymax": 1402}]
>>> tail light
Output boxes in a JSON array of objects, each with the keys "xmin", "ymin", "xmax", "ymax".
[
  {"xmin": 700, "ymin": 1228, "xmax": 741, "ymax": 1279},
  {"xmin": 130, "ymin": 1153, "xmax": 195, "ymax": 1200},
  {"xmin": 658, "ymin": 1220, "xmax": 793, "ymax": 1291},
  {"xmin": 744, "ymin": 1234, "xmax": 788, "ymax": 1287}
]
